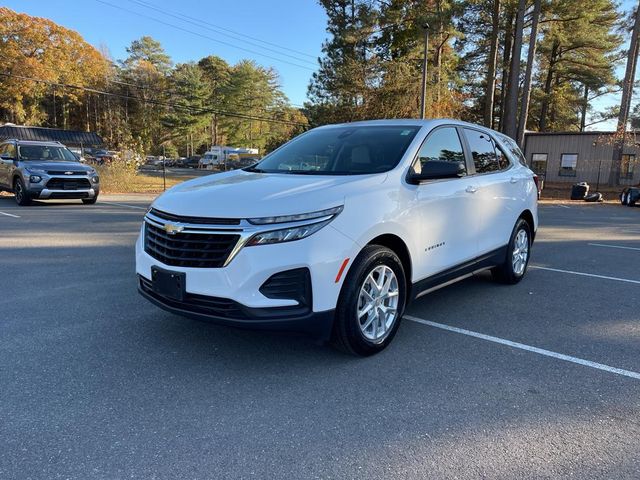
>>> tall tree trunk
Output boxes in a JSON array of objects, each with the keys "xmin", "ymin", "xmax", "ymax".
[
  {"xmin": 484, "ymin": 0, "xmax": 501, "ymax": 128},
  {"xmin": 610, "ymin": 2, "xmax": 640, "ymax": 185},
  {"xmin": 580, "ymin": 84, "xmax": 589, "ymax": 132},
  {"xmin": 539, "ymin": 41, "xmax": 559, "ymax": 131},
  {"xmin": 503, "ymin": 0, "xmax": 526, "ymax": 139},
  {"xmin": 498, "ymin": 8, "xmax": 514, "ymax": 131},
  {"xmin": 516, "ymin": 0, "xmax": 541, "ymax": 147}
]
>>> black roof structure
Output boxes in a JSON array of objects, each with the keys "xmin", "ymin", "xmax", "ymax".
[{"xmin": 0, "ymin": 125, "xmax": 104, "ymax": 147}]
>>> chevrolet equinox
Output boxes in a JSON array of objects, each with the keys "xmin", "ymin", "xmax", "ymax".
[{"xmin": 136, "ymin": 120, "xmax": 538, "ymax": 355}]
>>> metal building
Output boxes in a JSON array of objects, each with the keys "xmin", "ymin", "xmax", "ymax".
[
  {"xmin": 523, "ymin": 131, "xmax": 640, "ymax": 187},
  {"xmin": 0, "ymin": 124, "xmax": 103, "ymax": 149}
]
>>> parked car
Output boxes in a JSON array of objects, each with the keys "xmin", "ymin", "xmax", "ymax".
[
  {"xmin": 620, "ymin": 186, "xmax": 640, "ymax": 206},
  {"xmin": 184, "ymin": 156, "xmax": 201, "ymax": 169},
  {"xmin": 0, "ymin": 139, "xmax": 100, "ymax": 205},
  {"xmin": 135, "ymin": 120, "xmax": 538, "ymax": 355}
]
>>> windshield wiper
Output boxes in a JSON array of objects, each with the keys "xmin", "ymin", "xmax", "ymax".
[{"xmin": 244, "ymin": 166, "xmax": 267, "ymax": 173}]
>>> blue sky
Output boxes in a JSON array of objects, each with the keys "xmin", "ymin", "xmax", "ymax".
[
  {"xmin": 6, "ymin": 0, "xmax": 327, "ymax": 107},
  {"xmin": 5, "ymin": 0, "xmax": 639, "ymax": 128}
]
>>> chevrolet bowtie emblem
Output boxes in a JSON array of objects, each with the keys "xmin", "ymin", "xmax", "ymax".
[
  {"xmin": 163, "ymin": 223, "xmax": 184, "ymax": 235},
  {"xmin": 65, "ymin": 171, "xmax": 74, "ymax": 175}
]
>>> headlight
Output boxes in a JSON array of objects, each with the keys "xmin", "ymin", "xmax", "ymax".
[
  {"xmin": 246, "ymin": 219, "xmax": 332, "ymax": 246},
  {"xmin": 26, "ymin": 167, "xmax": 46, "ymax": 174},
  {"xmin": 91, "ymin": 176, "xmax": 99, "ymax": 184},
  {"xmin": 248, "ymin": 206, "xmax": 343, "ymax": 225},
  {"xmin": 29, "ymin": 175, "xmax": 42, "ymax": 183}
]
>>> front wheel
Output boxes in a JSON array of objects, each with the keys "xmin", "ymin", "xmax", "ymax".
[
  {"xmin": 331, "ymin": 245, "xmax": 407, "ymax": 356},
  {"xmin": 14, "ymin": 178, "xmax": 31, "ymax": 206},
  {"xmin": 82, "ymin": 195, "xmax": 98, "ymax": 205},
  {"xmin": 492, "ymin": 218, "xmax": 532, "ymax": 284}
]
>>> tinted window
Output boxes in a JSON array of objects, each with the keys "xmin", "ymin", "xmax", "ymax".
[
  {"xmin": 464, "ymin": 128, "xmax": 500, "ymax": 173},
  {"xmin": 252, "ymin": 126, "xmax": 420, "ymax": 175},
  {"xmin": 493, "ymin": 142, "xmax": 509, "ymax": 170},
  {"xmin": 500, "ymin": 135, "xmax": 527, "ymax": 167},
  {"xmin": 415, "ymin": 127, "xmax": 466, "ymax": 174}
]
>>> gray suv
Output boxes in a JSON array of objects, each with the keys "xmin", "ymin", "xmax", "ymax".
[{"xmin": 0, "ymin": 139, "xmax": 100, "ymax": 206}]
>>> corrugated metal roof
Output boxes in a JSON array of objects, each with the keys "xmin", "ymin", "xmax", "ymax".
[{"xmin": 0, "ymin": 125, "xmax": 104, "ymax": 147}]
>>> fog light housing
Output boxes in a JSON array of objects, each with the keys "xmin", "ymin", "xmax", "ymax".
[{"xmin": 29, "ymin": 175, "xmax": 42, "ymax": 183}]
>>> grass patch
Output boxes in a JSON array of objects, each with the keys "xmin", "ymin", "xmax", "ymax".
[{"xmin": 96, "ymin": 163, "xmax": 184, "ymax": 194}]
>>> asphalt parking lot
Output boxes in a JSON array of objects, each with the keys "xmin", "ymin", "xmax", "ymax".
[{"xmin": 1, "ymin": 197, "xmax": 639, "ymax": 479}]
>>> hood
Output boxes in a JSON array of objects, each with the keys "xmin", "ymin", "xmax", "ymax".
[
  {"xmin": 20, "ymin": 161, "xmax": 92, "ymax": 172},
  {"xmin": 152, "ymin": 169, "xmax": 386, "ymax": 219}
]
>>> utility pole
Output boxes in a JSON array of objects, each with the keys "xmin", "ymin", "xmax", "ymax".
[
  {"xmin": 162, "ymin": 144, "xmax": 166, "ymax": 192},
  {"xmin": 420, "ymin": 23, "xmax": 430, "ymax": 120}
]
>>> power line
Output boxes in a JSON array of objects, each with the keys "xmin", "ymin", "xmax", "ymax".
[
  {"xmin": 128, "ymin": 0, "xmax": 318, "ymax": 66},
  {"xmin": 94, "ymin": 0, "xmax": 316, "ymax": 71},
  {"xmin": 0, "ymin": 72, "xmax": 309, "ymax": 127}
]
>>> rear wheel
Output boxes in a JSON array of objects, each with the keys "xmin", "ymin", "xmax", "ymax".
[
  {"xmin": 492, "ymin": 218, "xmax": 531, "ymax": 284},
  {"xmin": 13, "ymin": 178, "xmax": 31, "ymax": 206},
  {"xmin": 331, "ymin": 245, "xmax": 407, "ymax": 356}
]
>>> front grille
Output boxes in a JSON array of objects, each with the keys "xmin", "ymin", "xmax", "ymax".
[
  {"xmin": 149, "ymin": 208, "xmax": 240, "ymax": 225},
  {"xmin": 139, "ymin": 276, "xmax": 248, "ymax": 319},
  {"xmin": 144, "ymin": 222, "xmax": 239, "ymax": 268},
  {"xmin": 46, "ymin": 171, "xmax": 85, "ymax": 175},
  {"xmin": 47, "ymin": 192, "xmax": 89, "ymax": 199},
  {"xmin": 260, "ymin": 268, "xmax": 312, "ymax": 307},
  {"xmin": 46, "ymin": 178, "xmax": 91, "ymax": 190}
]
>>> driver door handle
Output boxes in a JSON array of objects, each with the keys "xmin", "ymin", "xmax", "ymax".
[{"xmin": 465, "ymin": 185, "xmax": 478, "ymax": 194}]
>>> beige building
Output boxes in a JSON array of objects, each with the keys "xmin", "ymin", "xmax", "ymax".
[{"xmin": 523, "ymin": 131, "xmax": 640, "ymax": 186}]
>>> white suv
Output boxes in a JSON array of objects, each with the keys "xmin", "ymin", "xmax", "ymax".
[{"xmin": 136, "ymin": 120, "xmax": 538, "ymax": 355}]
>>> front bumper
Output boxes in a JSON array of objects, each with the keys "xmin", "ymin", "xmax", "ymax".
[
  {"xmin": 27, "ymin": 174, "xmax": 99, "ymax": 199},
  {"xmin": 138, "ymin": 275, "xmax": 335, "ymax": 339}
]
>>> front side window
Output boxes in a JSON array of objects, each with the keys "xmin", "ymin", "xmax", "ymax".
[
  {"xmin": 1, "ymin": 143, "xmax": 16, "ymax": 158},
  {"xmin": 414, "ymin": 127, "xmax": 466, "ymax": 175},
  {"xmin": 251, "ymin": 126, "xmax": 420, "ymax": 175},
  {"xmin": 559, "ymin": 153, "xmax": 578, "ymax": 176},
  {"xmin": 17, "ymin": 145, "xmax": 77, "ymax": 162},
  {"xmin": 621, "ymin": 154, "xmax": 636, "ymax": 179},
  {"xmin": 464, "ymin": 128, "xmax": 501, "ymax": 174}
]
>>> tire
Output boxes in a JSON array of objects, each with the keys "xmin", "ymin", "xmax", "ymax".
[
  {"xmin": 13, "ymin": 177, "xmax": 31, "ymax": 206},
  {"xmin": 620, "ymin": 191, "xmax": 626, "ymax": 205},
  {"xmin": 620, "ymin": 192, "xmax": 631, "ymax": 205},
  {"xmin": 492, "ymin": 218, "xmax": 532, "ymax": 285},
  {"xmin": 331, "ymin": 245, "xmax": 407, "ymax": 356},
  {"xmin": 82, "ymin": 195, "xmax": 98, "ymax": 205}
]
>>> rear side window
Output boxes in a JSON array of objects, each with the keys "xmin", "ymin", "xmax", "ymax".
[
  {"xmin": 500, "ymin": 135, "xmax": 528, "ymax": 167},
  {"xmin": 464, "ymin": 128, "xmax": 501, "ymax": 174},
  {"xmin": 415, "ymin": 127, "xmax": 466, "ymax": 174}
]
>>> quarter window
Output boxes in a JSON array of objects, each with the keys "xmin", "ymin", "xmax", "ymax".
[
  {"xmin": 414, "ymin": 127, "xmax": 466, "ymax": 175},
  {"xmin": 464, "ymin": 128, "xmax": 501, "ymax": 173},
  {"xmin": 559, "ymin": 153, "xmax": 578, "ymax": 176}
]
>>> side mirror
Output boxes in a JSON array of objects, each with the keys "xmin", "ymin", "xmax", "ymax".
[{"xmin": 408, "ymin": 160, "xmax": 466, "ymax": 184}]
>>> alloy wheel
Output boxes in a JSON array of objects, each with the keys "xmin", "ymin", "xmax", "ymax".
[
  {"xmin": 512, "ymin": 229, "xmax": 529, "ymax": 276},
  {"xmin": 357, "ymin": 265, "xmax": 400, "ymax": 342}
]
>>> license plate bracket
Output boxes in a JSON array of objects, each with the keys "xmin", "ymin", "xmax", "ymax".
[{"xmin": 151, "ymin": 266, "xmax": 185, "ymax": 301}]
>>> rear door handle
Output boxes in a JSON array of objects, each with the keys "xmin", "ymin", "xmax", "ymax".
[
  {"xmin": 465, "ymin": 185, "xmax": 478, "ymax": 194},
  {"xmin": 510, "ymin": 177, "xmax": 519, "ymax": 184}
]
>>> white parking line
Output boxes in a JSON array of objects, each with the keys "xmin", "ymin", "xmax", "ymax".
[
  {"xmin": 404, "ymin": 315, "xmax": 640, "ymax": 381},
  {"xmin": 530, "ymin": 265, "xmax": 640, "ymax": 285},
  {"xmin": 0, "ymin": 211, "xmax": 20, "ymax": 218},
  {"xmin": 588, "ymin": 243, "xmax": 640, "ymax": 252},
  {"xmin": 99, "ymin": 201, "xmax": 148, "ymax": 210}
]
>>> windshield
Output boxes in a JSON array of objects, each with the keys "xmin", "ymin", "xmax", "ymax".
[
  {"xmin": 251, "ymin": 125, "xmax": 420, "ymax": 175},
  {"xmin": 18, "ymin": 145, "xmax": 78, "ymax": 162}
]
